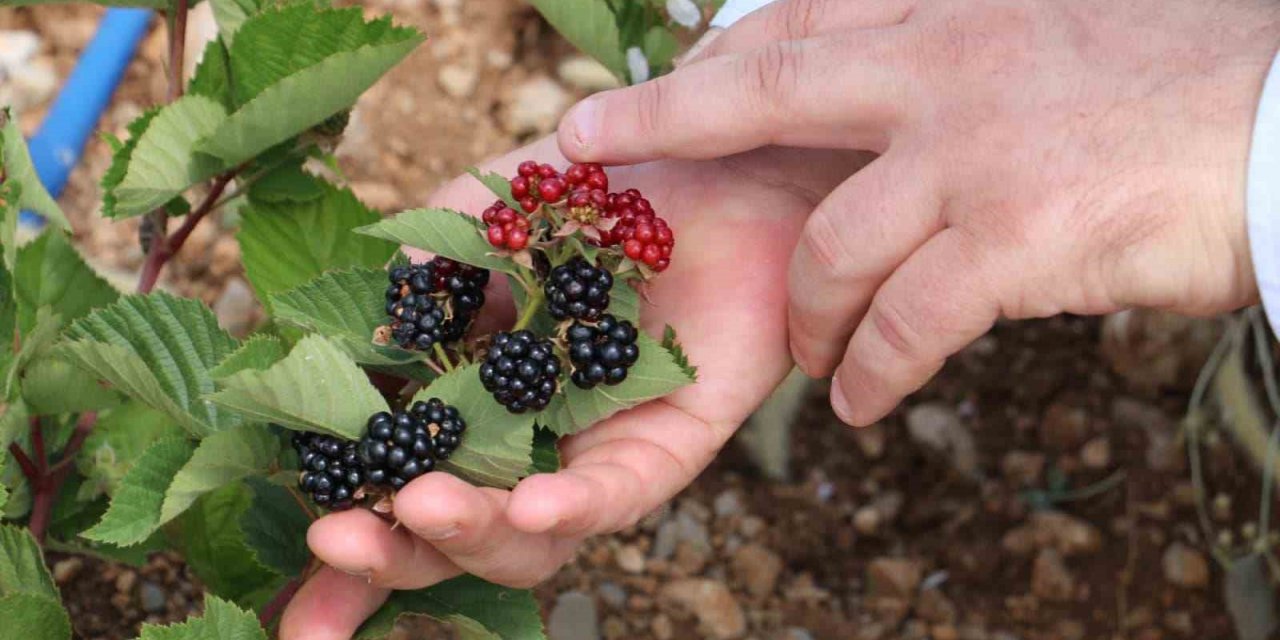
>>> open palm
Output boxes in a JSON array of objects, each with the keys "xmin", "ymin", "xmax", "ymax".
[{"xmin": 280, "ymin": 137, "xmax": 869, "ymax": 639}]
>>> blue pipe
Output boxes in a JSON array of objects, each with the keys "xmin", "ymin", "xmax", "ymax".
[{"xmin": 21, "ymin": 8, "xmax": 153, "ymax": 227}]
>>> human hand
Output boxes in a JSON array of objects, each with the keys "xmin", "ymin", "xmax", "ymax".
[
  {"xmin": 278, "ymin": 136, "xmax": 869, "ymax": 639},
  {"xmin": 557, "ymin": 0, "xmax": 1280, "ymax": 426}
]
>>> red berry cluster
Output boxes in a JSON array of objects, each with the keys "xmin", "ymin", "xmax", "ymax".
[
  {"xmin": 483, "ymin": 200, "xmax": 531, "ymax": 250},
  {"xmin": 510, "ymin": 161, "xmax": 567, "ymax": 212},
  {"xmin": 601, "ymin": 189, "xmax": 674, "ymax": 272}
]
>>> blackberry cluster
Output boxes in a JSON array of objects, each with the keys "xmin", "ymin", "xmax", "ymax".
[
  {"xmin": 479, "ymin": 330, "xmax": 561, "ymax": 413},
  {"xmin": 430, "ymin": 258, "xmax": 490, "ymax": 342},
  {"xmin": 358, "ymin": 410, "xmax": 438, "ymax": 490},
  {"xmin": 545, "ymin": 257, "xmax": 613, "ymax": 322},
  {"xmin": 410, "ymin": 397, "xmax": 467, "ymax": 459},
  {"xmin": 292, "ymin": 432, "xmax": 364, "ymax": 511},
  {"xmin": 385, "ymin": 258, "xmax": 489, "ymax": 349},
  {"xmin": 566, "ymin": 314, "xmax": 640, "ymax": 389}
]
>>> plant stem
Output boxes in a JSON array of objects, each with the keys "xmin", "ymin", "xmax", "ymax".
[
  {"xmin": 27, "ymin": 412, "xmax": 96, "ymax": 543},
  {"xmin": 259, "ymin": 556, "xmax": 321, "ymax": 633},
  {"xmin": 512, "ymin": 286, "xmax": 545, "ymax": 332},
  {"xmin": 137, "ymin": 171, "xmax": 236, "ymax": 293},
  {"xmin": 29, "ymin": 417, "xmax": 45, "ymax": 472},
  {"xmin": 8, "ymin": 444, "xmax": 38, "ymax": 484},
  {"xmin": 166, "ymin": 0, "xmax": 188, "ymax": 103},
  {"xmin": 433, "ymin": 343, "xmax": 454, "ymax": 373},
  {"xmin": 285, "ymin": 485, "xmax": 319, "ymax": 523}
]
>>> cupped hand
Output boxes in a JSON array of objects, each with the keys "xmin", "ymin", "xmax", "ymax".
[
  {"xmin": 278, "ymin": 136, "xmax": 869, "ymax": 639},
  {"xmin": 558, "ymin": 0, "xmax": 1280, "ymax": 425}
]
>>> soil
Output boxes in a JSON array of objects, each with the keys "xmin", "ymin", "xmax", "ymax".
[{"xmin": 3, "ymin": 3, "xmax": 1274, "ymax": 640}]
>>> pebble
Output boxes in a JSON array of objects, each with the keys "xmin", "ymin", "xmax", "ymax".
[
  {"xmin": 1161, "ymin": 542, "xmax": 1210, "ymax": 589},
  {"xmin": 139, "ymin": 581, "xmax": 167, "ymax": 614},
  {"xmin": 1002, "ymin": 511, "xmax": 1102, "ymax": 557},
  {"xmin": 739, "ymin": 516, "xmax": 766, "ymax": 539},
  {"xmin": 548, "ymin": 591, "xmax": 601, "ymax": 640},
  {"xmin": 779, "ymin": 629, "xmax": 815, "ymax": 640},
  {"xmin": 114, "ymin": 570, "xmax": 137, "ymax": 594},
  {"xmin": 596, "ymin": 581, "xmax": 627, "ymax": 610},
  {"xmin": 558, "ymin": 56, "xmax": 621, "ymax": 92},
  {"xmin": 916, "ymin": 588, "xmax": 957, "ymax": 624},
  {"xmin": 853, "ymin": 423, "xmax": 887, "ymax": 460},
  {"xmin": 854, "ymin": 507, "xmax": 882, "ymax": 535},
  {"xmin": 1080, "ymin": 437, "xmax": 1112, "ymax": 469},
  {"xmin": 213, "ymin": 278, "xmax": 258, "ymax": 337},
  {"xmin": 651, "ymin": 613, "xmax": 674, "ymax": 640},
  {"xmin": 931, "ymin": 624, "xmax": 960, "ymax": 640},
  {"xmin": 731, "ymin": 544, "xmax": 783, "ymax": 598},
  {"xmin": 501, "ymin": 76, "xmax": 571, "ymax": 135},
  {"xmin": 1000, "ymin": 451, "xmax": 1046, "ymax": 487},
  {"xmin": 713, "ymin": 490, "xmax": 745, "ymax": 519},
  {"xmin": 437, "ymin": 63, "xmax": 479, "ymax": 99},
  {"xmin": 615, "ymin": 545, "xmax": 646, "ymax": 574},
  {"xmin": 673, "ymin": 540, "xmax": 709, "ymax": 575},
  {"xmin": 905, "ymin": 403, "xmax": 978, "ymax": 476},
  {"xmin": 867, "ymin": 557, "xmax": 924, "ymax": 600},
  {"xmin": 1030, "ymin": 549, "xmax": 1075, "ymax": 602},
  {"xmin": 1040, "ymin": 402, "xmax": 1091, "ymax": 450},
  {"xmin": 52, "ymin": 558, "xmax": 83, "ymax": 585},
  {"xmin": 659, "ymin": 578, "xmax": 746, "ymax": 639}
]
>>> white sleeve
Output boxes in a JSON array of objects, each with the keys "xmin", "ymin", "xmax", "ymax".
[
  {"xmin": 1248, "ymin": 47, "xmax": 1280, "ymax": 335},
  {"xmin": 710, "ymin": 0, "xmax": 779, "ymax": 29}
]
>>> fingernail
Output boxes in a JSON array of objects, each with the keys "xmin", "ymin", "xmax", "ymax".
[
  {"xmin": 829, "ymin": 374, "xmax": 855, "ymax": 425},
  {"xmin": 565, "ymin": 98, "xmax": 601, "ymax": 155},
  {"xmin": 338, "ymin": 567, "xmax": 372, "ymax": 579},
  {"xmin": 420, "ymin": 524, "xmax": 461, "ymax": 541},
  {"xmin": 675, "ymin": 28, "xmax": 722, "ymax": 67}
]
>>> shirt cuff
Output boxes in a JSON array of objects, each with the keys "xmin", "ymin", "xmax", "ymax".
[
  {"xmin": 710, "ymin": 0, "xmax": 779, "ymax": 29},
  {"xmin": 1249, "ymin": 47, "xmax": 1280, "ymax": 335}
]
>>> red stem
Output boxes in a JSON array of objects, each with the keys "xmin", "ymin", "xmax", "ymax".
[
  {"xmin": 27, "ymin": 413, "xmax": 96, "ymax": 543},
  {"xmin": 8, "ymin": 444, "xmax": 38, "ymax": 484},
  {"xmin": 29, "ymin": 418, "xmax": 45, "ymax": 473},
  {"xmin": 167, "ymin": 0, "xmax": 188, "ymax": 103},
  {"xmin": 136, "ymin": 172, "xmax": 235, "ymax": 293},
  {"xmin": 259, "ymin": 572, "xmax": 306, "ymax": 630}
]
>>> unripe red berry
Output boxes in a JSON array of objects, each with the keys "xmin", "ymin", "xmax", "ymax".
[
  {"xmin": 488, "ymin": 225, "xmax": 505, "ymax": 247},
  {"xmin": 510, "ymin": 176, "xmax": 530, "ymax": 199},
  {"xmin": 508, "ymin": 228, "xmax": 529, "ymax": 250},
  {"xmin": 538, "ymin": 177, "xmax": 567, "ymax": 203},
  {"xmin": 623, "ymin": 239, "xmax": 643, "ymax": 260},
  {"xmin": 537, "ymin": 164, "xmax": 558, "ymax": 179},
  {"xmin": 641, "ymin": 244, "xmax": 661, "ymax": 266},
  {"xmin": 518, "ymin": 161, "xmax": 538, "ymax": 177},
  {"xmin": 519, "ymin": 197, "xmax": 538, "ymax": 213}
]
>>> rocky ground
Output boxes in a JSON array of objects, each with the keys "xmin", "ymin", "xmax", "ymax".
[{"xmin": 3, "ymin": 3, "xmax": 1275, "ymax": 640}]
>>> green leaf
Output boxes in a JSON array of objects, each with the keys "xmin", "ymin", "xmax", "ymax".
[
  {"xmin": 240, "ymin": 477, "xmax": 311, "ymax": 576},
  {"xmin": 0, "ymin": 593, "xmax": 71, "ymax": 640},
  {"xmin": 0, "ymin": 524, "xmax": 59, "ymax": 597},
  {"xmin": 76, "ymin": 402, "xmax": 185, "ymax": 502},
  {"xmin": 0, "ymin": 108, "xmax": 68, "ymax": 232},
  {"xmin": 546, "ymin": 332, "xmax": 694, "ymax": 436},
  {"xmin": 507, "ymin": 275, "xmax": 557, "ymax": 337},
  {"xmin": 642, "ymin": 26, "xmax": 680, "ymax": 70},
  {"xmin": 246, "ymin": 159, "xmax": 325, "ymax": 205},
  {"xmin": 169, "ymin": 484, "xmax": 281, "ymax": 605},
  {"xmin": 207, "ymin": 334, "xmax": 386, "ymax": 440},
  {"xmin": 160, "ymin": 425, "xmax": 280, "ymax": 523},
  {"xmin": 238, "ymin": 183, "xmax": 396, "ymax": 312},
  {"xmin": 138, "ymin": 595, "xmax": 268, "ymax": 640},
  {"xmin": 356, "ymin": 575, "xmax": 545, "ymax": 640},
  {"xmin": 4, "ymin": 308, "xmax": 61, "ymax": 400},
  {"xmin": 412, "ymin": 364, "xmax": 535, "ymax": 489},
  {"xmin": 529, "ymin": 0, "xmax": 627, "ymax": 81},
  {"xmin": 466, "ymin": 167, "xmax": 520, "ymax": 210},
  {"xmin": 270, "ymin": 267, "xmax": 429, "ymax": 368},
  {"xmin": 61, "ymin": 293, "xmax": 243, "ymax": 437},
  {"xmin": 210, "ymin": 0, "xmax": 267, "ymax": 46},
  {"xmin": 210, "ymin": 335, "xmax": 287, "ymax": 378},
  {"xmin": 528, "ymin": 426, "xmax": 560, "ymax": 474},
  {"xmin": 198, "ymin": 7, "xmax": 424, "ymax": 164},
  {"xmin": 356, "ymin": 208, "xmax": 521, "ymax": 276},
  {"xmin": 101, "ymin": 107, "xmax": 160, "ymax": 219},
  {"xmin": 83, "ymin": 437, "xmax": 196, "ymax": 546},
  {"xmin": 13, "ymin": 231, "xmax": 119, "ymax": 335},
  {"xmin": 19, "ymin": 357, "xmax": 121, "ymax": 414},
  {"xmin": 661, "ymin": 325, "xmax": 697, "ymax": 381},
  {"xmin": 611, "ymin": 280, "xmax": 640, "ymax": 324},
  {"xmin": 0, "ymin": 401, "xmax": 29, "ymax": 454},
  {"xmin": 189, "ymin": 38, "xmax": 236, "ymax": 110},
  {"xmin": 106, "ymin": 95, "xmax": 231, "ymax": 218}
]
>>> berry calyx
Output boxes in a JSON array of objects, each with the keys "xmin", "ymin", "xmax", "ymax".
[
  {"xmin": 358, "ymin": 410, "xmax": 438, "ymax": 490},
  {"xmin": 293, "ymin": 432, "xmax": 364, "ymax": 510},
  {"xmin": 545, "ymin": 257, "xmax": 613, "ymax": 322},
  {"xmin": 566, "ymin": 314, "xmax": 640, "ymax": 389},
  {"xmin": 479, "ymin": 330, "xmax": 562, "ymax": 413}
]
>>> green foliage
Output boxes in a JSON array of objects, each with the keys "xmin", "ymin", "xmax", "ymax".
[
  {"xmin": 0, "ymin": 110, "xmax": 68, "ymax": 270},
  {"xmin": 160, "ymin": 425, "xmax": 279, "ymax": 523},
  {"xmin": 466, "ymin": 168, "xmax": 520, "ymax": 210},
  {"xmin": 12, "ymin": 231, "xmax": 119, "ymax": 335},
  {"xmin": 82, "ymin": 437, "xmax": 196, "ymax": 546},
  {"xmin": 76, "ymin": 402, "xmax": 185, "ymax": 501},
  {"xmin": 529, "ymin": 427, "xmax": 561, "ymax": 474},
  {"xmin": 356, "ymin": 575, "xmax": 547, "ymax": 640},
  {"xmin": 19, "ymin": 358, "xmax": 122, "ymax": 415},
  {"xmin": 138, "ymin": 595, "xmax": 267, "ymax": 640},
  {"xmin": 239, "ymin": 477, "xmax": 311, "ymax": 576},
  {"xmin": 0, "ymin": 525, "xmax": 70, "ymax": 639},
  {"xmin": 209, "ymin": 335, "xmax": 287, "ymax": 378},
  {"xmin": 356, "ymin": 208, "xmax": 524, "ymax": 276},
  {"xmin": 529, "ymin": 0, "xmax": 629, "ymax": 81},
  {"xmin": 169, "ymin": 484, "xmax": 282, "ymax": 605},
  {"xmin": 0, "ymin": 592, "xmax": 72, "ymax": 640},
  {"xmin": 189, "ymin": 39, "xmax": 236, "ymax": 110}
]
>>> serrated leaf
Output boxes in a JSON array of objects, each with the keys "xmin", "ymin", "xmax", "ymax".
[
  {"xmin": 19, "ymin": 357, "xmax": 121, "ymax": 414},
  {"xmin": 4, "ymin": 308, "xmax": 61, "ymax": 400},
  {"xmin": 528, "ymin": 426, "xmax": 560, "ymax": 474},
  {"xmin": 160, "ymin": 425, "xmax": 279, "ymax": 523},
  {"xmin": 240, "ymin": 477, "xmax": 311, "ymax": 576},
  {"xmin": 76, "ymin": 402, "xmax": 185, "ymax": 502},
  {"xmin": 189, "ymin": 38, "xmax": 235, "ymax": 109},
  {"xmin": 170, "ymin": 483, "xmax": 281, "ymax": 606},
  {"xmin": 0, "ymin": 524, "xmax": 58, "ymax": 597},
  {"xmin": 210, "ymin": 335, "xmax": 287, "ymax": 378},
  {"xmin": 210, "ymin": 0, "xmax": 267, "ymax": 46},
  {"xmin": 412, "ymin": 364, "xmax": 535, "ymax": 489},
  {"xmin": 239, "ymin": 184, "xmax": 396, "ymax": 312},
  {"xmin": 611, "ymin": 280, "xmax": 640, "ymax": 324},
  {"xmin": 207, "ymin": 334, "xmax": 386, "ymax": 440},
  {"xmin": 0, "ymin": 401, "xmax": 29, "ymax": 453},
  {"xmin": 529, "ymin": 0, "xmax": 627, "ymax": 81},
  {"xmin": 198, "ymin": 7, "xmax": 423, "ymax": 164},
  {"xmin": 356, "ymin": 208, "xmax": 521, "ymax": 276},
  {"xmin": 101, "ymin": 108, "xmax": 161, "ymax": 219},
  {"xmin": 270, "ymin": 267, "xmax": 431, "ymax": 368},
  {"xmin": 0, "ymin": 593, "xmax": 71, "ymax": 640},
  {"xmin": 0, "ymin": 108, "xmax": 68, "ymax": 232},
  {"xmin": 355, "ymin": 575, "xmax": 545, "ymax": 640},
  {"xmin": 546, "ymin": 332, "xmax": 694, "ymax": 436},
  {"xmin": 661, "ymin": 325, "xmax": 697, "ymax": 381},
  {"xmin": 13, "ymin": 231, "xmax": 119, "ymax": 335},
  {"xmin": 466, "ymin": 167, "xmax": 520, "ymax": 210},
  {"xmin": 61, "ymin": 293, "xmax": 243, "ymax": 437},
  {"xmin": 83, "ymin": 437, "xmax": 196, "ymax": 546},
  {"xmin": 138, "ymin": 595, "xmax": 268, "ymax": 640},
  {"xmin": 107, "ymin": 95, "xmax": 231, "ymax": 218},
  {"xmin": 245, "ymin": 159, "xmax": 325, "ymax": 204}
]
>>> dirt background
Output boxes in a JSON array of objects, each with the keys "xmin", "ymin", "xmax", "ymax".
[{"xmin": 2, "ymin": 2, "xmax": 1275, "ymax": 640}]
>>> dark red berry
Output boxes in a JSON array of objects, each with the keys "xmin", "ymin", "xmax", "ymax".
[
  {"xmin": 518, "ymin": 161, "xmax": 538, "ymax": 177},
  {"xmin": 538, "ymin": 177, "xmax": 567, "ymax": 203},
  {"xmin": 602, "ymin": 187, "xmax": 675, "ymax": 271}
]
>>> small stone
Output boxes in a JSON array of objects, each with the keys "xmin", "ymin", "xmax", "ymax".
[
  {"xmin": 1080, "ymin": 437, "xmax": 1112, "ymax": 469},
  {"xmin": 1161, "ymin": 543, "xmax": 1210, "ymax": 589},
  {"xmin": 780, "ymin": 629, "xmax": 815, "ymax": 640},
  {"xmin": 731, "ymin": 544, "xmax": 783, "ymax": 598},
  {"xmin": 1040, "ymin": 402, "xmax": 1091, "ymax": 450},
  {"xmin": 615, "ymin": 545, "xmax": 646, "ymax": 574},
  {"xmin": 140, "ymin": 581, "xmax": 167, "ymax": 613},
  {"xmin": 868, "ymin": 597, "xmax": 910, "ymax": 626},
  {"xmin": 1163, "ymin": 611, "xmax": 1193, "ymax": 636},
  {"xmin": 437, "ymin": 64, "xmax": 479, "ymax": 99},
  {"xmin": 1212, "ymin": 493, "xmax": 1232, "ymax": 522},
  {"xmin": 659, "ymin": 579, "xmax": 746, "ymax": 639},
  {"xmin": 52, "ymin": 558, "xmax": 83, "ymax": 585},
  {"xmin": 714, "ymin": 490, "xmax": 745, "ymax": 519},
  {"xmin": 906, "ymin": 403, "xmax": 978, "ymax": 476},
  {"xmin": 673, "ymin": 540, "xmax": 709, "ymax": 575},
  {"xmin": 917, "ymin": 588, "xmax": 957, "ymax": 624},
  {"xmin": 853, "ymin": 423, "xmax": 887, "ymax": 460},
  {"xmin": 548, "ymin": 591, "xmax": 600, "ymax": 640},
  {"xmin": 651, "ymin": 614, "xmax": 674, "ymax": 640},
  {"xmin": 1032, "ymin": 511, "xmax": 1103, "ymax": 556},
  {"xmin": 486, "ymin": 49, "xmax": 513, "ymax": 69},
  {"xmin": 213, "ymin": 279, "xmax": 258, "ymax": 337},
  {"xmin": 115, "ymin": 570, "xmax": 137, "ymax": 594},
  {"xmin": 854, "ymin": 507, "xmax": 882, "ymax": 535},
  {"xmin": 501, "ymin": 76, "xmax": 572, "ymax": 135},
  {"xmin": 739, "ymin": 516, "xmax": 766, "ymax": 539},
  {"xmin": 867, "ymin": 557, "xmax": 924, "ymax": 600},
  {"xmin": 597, "ymin": 581, "xmax": 627, "ymax": 610},
  {"xmin": 1052, "ymin": 620, "xmax": 1086, "ymax": 640},
  {"xmin": 1000, "ymin": 451, "xmax": 1046, "ymax": 487},
  {"xmin": 652, "ymin": 519, "xmax": 680, "ymax": 560},
  {"xmin": 1030, "ymin": 549, "xmax": 1075, "ymax": 602},
  {"xmin": 600, "ymin": 616, "xmax": 626, "ymax": 640},
  {"xmin": 558, "ymin": 56, "xmax": 622, "ymax": 92},
  {"xmin": 931, "ymin": 625, "xmax": 960, "ymax": 640}
]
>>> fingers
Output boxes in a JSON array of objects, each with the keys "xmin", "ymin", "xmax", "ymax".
[
  {"xmin": 690, "ymin": 0, "xmax": 915, "ymax": 64},
  {"xmin": 392, "ymin": 473, "xmax": 579, "ymax": 588},
  {"xmin": 830, "ymin": 229, "xmax": 1000, "ymax": 425},
  {"xmin": 278, "ymin": 566, "xmax": 390, "ymax": 640},
  {"xmin": 788, "ymin": 153, "xmax": 944, "ymax": 377},
  {"xmin": 305, "ymin": 509, "xmax": 461, "ymax": 589},
  {"xmin": 558, "ymin": 32, "xmax": 913, "ymax": 165}
]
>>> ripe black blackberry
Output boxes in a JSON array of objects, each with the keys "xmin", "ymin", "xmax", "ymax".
[
  {"xmin": 292, "ymin": 432, "xmax": 365, "ymax": 510},
  {"xmin": 408, "ymin": 397, "xmax": 467, "ymax": 459},
  {"xmin": 385, "ymin": 260, "xmax": 490, "ymax": 348},
  {"xmin": 545, "ymin": 257, "xmax": 613, "ymax": 322},
  {"xmin": 566, "ymin": 314, "xmax": 640, "ymax": 389},
  {"xmin": 358, "ymin": 410, "xmax": 437, "ymax": 490},
  {"xmin": 479, "ymin": 330, "xmax": 561, "ymax": 413},
  {"xmin": 429, "ymin": 257, "xmax": 490, "ymax": 342}
]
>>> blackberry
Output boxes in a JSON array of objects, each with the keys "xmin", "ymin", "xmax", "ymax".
[
  {"xmin": 385, "ymin": 259, "xmax": 489, "ymax": 348},
  {"xmin": 479, "ymin": 330, "xmax": 561, "ymax": 413},
  {"xmin": 566, "ymin": 314, "xmax": 640, "ymax": 389},
  {"xmin": 358, "ymin": 410, "xmax": 437, "ymax": 490},
  {"xmin": 545, "ymin": 257, "xmax": 613, "ymax": 322},
  {"xmin": 408, "ymin": 397, "xmax": 467, "ymax": 459},
  {"xmin": 292, "ymin": 432, "xmax": 365, "ymax": 510},
  {"xmin": 429, "ymin": 257, "xmax": 490, "ymax": 342}
]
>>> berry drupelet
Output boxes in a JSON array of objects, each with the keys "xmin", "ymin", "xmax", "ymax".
[
  {"xmin": 479, "ymin": 330, "xmax": 562, "ymax": 413},
  {"xmin": 545, "ymin": 257, "xmax": 613, "ymax": 322},
  {"xmin": 482, "ymin": 200, "xmax": 531, "ymax": 250},
  {"xmin": 409, "ymin": 397, "xmax": 467, "ymax": 459},
  {"xmin": 566, "ymin": 314, "xmax": 640, "ymax": 389},
  {"xmin": 358, "ymin": 410, "xmax": 437, "ymax": 490},
  {"xmin": 600, "ymin": 189, "xmax": 675, "ymax": 272},
  {"xmin": 510, "ymin": 161, "xmax": 566, "ymax": 213},
  {"xmin": 292, "ymin": 432, "xmax": 365, "ymax": 510}
]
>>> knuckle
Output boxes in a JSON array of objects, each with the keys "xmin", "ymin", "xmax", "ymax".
[
  {"xmin": 866, "ymin": 299, "xmax": 924, "ymax": 364},
  {"xmin": 634, "ymin": 80, "xmax": 669, "ymax": 139},
  {"xmin": 799, "ymin": 211, "xmax": 857, "ymax": 280},
  {"xmin": 776, "ymin": 0, "xmax": 823, "ymax": 40},
  {"xmin": 742, "ymin": 42, "xmax": 802, "ymax": 122}
]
